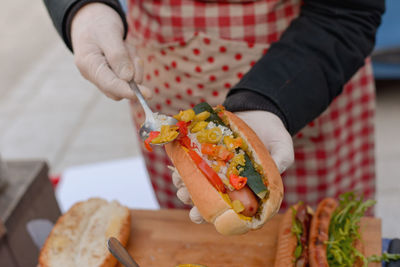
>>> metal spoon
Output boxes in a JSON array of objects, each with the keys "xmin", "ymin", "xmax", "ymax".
[
  {"xmin": 107, "ymin": 237, "xmax": 140, "ymax": 267},
  {"xmin": 129, "ymin": 80, "xmax": 178, "ymax": 144}
]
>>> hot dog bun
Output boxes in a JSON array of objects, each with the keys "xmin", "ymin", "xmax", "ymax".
[
  {"xmin": 274, "ymin": 203, "xmax": 301, "ymax": 267},
  {"xmin": 274, "ymin": 203, "xmax": 313, "ymax": 267},
  {"xmin": 166, "ymin": 110, "xmax": 283, "ymax": 235},
  {"xmin": 39, "ymin": 198, "xmax": 131, "ymax": 267}
]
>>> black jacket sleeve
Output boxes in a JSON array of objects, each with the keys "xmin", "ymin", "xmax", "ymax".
[
  {"xmin": 224, "ymin": 0, "xmax": 384, "ymax": 135},
  {"xmin": 43, "ymin": 0, "xmax": 127, "ymax": 51}
]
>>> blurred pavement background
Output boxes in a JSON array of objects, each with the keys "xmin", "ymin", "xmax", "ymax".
[{"xmin": 1, "ymin": 2, "xmax": 399, "ymax": 237}]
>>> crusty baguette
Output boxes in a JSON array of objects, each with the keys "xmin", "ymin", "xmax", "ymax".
[
  {"xmin": 165, "ymin": 110, "xmax": 283, "ymax": 235},
  {"xmin": 39, "ymin": 198, "xmax": 131, "ymax": 267},
  {"xmin": 309, "ymin": 198, "xmax": 338, "ymax": 267}
]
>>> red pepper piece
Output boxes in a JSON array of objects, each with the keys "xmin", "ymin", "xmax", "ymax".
[
  {"xmin": 178, "ymin": 135, "xmax": 197, "ymax": 150},
  {"xmin": 144, "ymin": 131, "xmax": 160, "ymax": 152},
  {"xmin": 176, "ymin": 121, "xmax": 190, "ymax": 136},
  {"xmin": 187, "ymin": 150, "xmax": 226, "ymax": 193},
  {"xmin": 229, "ymin": 174, "xmax": 247, "ymax": 190}
]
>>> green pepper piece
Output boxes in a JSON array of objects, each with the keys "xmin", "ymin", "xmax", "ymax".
[
  {"xmin": 192, "ymin": 102, "xmax": 225, "ymax": 126},
  {"xmin": 239, "ymin": 154, "xmax": 268, "ymax": 199}
]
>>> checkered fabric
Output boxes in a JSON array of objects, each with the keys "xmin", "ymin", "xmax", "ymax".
[
  {"xmin": 127, "ymin": 0, "xmax": 300, "ymax": 46},
  {"xmin": 127, "ymin": 0, "xmax": 376, "ymax": 211}
]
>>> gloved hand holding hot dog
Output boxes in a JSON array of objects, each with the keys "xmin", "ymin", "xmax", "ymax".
[{"xmin": 162, "ymin": 103, "xmax": 292, "ymax": 235}]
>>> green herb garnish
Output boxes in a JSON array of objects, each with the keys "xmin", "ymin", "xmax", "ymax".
[
  {"xmin": 326, "ymin": 192, "xmax": 400, "ymax": 266},
  {"xmin": 326, "ymin": 192, "xmax": 375, "ymax": 266},
  {"xmin": 368, "ymin": 252, "xmax": 400, "ymax": 263},
  {"xmin": 291, "ymin": 205, "xmax": 303, "ymax": 261}
]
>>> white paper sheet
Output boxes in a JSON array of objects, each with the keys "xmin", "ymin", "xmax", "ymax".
[{"xmin": 56, "ymin": 157, "xmax": 160, "ymax": 213}]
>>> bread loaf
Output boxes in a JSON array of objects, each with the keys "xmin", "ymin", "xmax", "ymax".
[{"xmin": 39, "ymin": 198, "xmax": 131, "ymax": 267}]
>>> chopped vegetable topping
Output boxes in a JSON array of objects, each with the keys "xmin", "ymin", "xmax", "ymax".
[
  {"xmin": 186, "ymin": 149, "xmax": 226, "ymax": 193},
  {"xmin": 194, "ymin": 111, "xmax": 211, "ymax": 122},
  {"xmin": 232, "ymin": 200, "xmax": 245, "ymax": 213},
  {"xmin": 240, "ymin": 154, "xmax": 268, "ymax": 199},
  {"xmin": 223, "ymin": 136, "xmax": 243, "ymax": 151},
  {"xmin": 174, "ymin": 109, "xmax": 195, "ymax": 122},
  {"xmin": 191, "ymin": 121, "xmax": 208, "ymax": 133},
  {"xmin": 151, "ymin": 125, "xmax": 179, "ymax": 144},
  {"xmin": 196, "ymin": 128, "xmax": 223, "ymax": 144},
  {"xmin": 201, "ymin": 144, "xmax": 233, "ymax": 162},
  {"xmin": 227, "ymin": 154, "xmax": 245, "ymax": 177},
  {"xmin": 229, "ymin": 174, "xmax": 247, "ymax": 190},
  {"xmin": 169, "ymin": 102, "xmax": 270, "ymax": 216},
  {"xmin": 176, "ymin": 121, "xmax": 190, "ymax": 136},
  {"xmin": 193, "ymin": 102, "xmax": 225, "ymax": 125},
  {"xmin": 144, "ymin": 131, "xmax": 160, "ymax": 152}
]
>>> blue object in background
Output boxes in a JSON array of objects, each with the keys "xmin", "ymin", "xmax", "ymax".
[
  {"xmin": 383, "ymin": 238, "xmax": 391, "ymax": 267},
  {"xmin": 119, "ymin": 0, "xmax": 128, "ymax": 13},
  {"xmin": 372, "ymin": 0, "xmax": 400, "ymax": 79}
]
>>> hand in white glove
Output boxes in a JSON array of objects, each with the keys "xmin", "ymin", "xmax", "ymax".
[
  {"xmin": 172, "ymin": 110, "xmax": 294, "ymax": 224},
  {"xmin": 234, "ymin": 110, "xmax": 294, "ymax": 174},
  {"xmin": 71, "ymin": 3, "xmax": 151, "ymax": 100},
  {"xmin": 171, "ymin": 168, "xmax": 205, "ymax": 224}
]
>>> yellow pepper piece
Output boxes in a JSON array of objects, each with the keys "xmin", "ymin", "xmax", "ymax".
[
  {"xmin": 240, "ymin": 138, "xmax": 248, "ymax": 151},
  {"xmin": 151, "ymin": 125, "xmax": 179, "ymax": 144},
  {"xmin": 227, "ymin": 165, "xmax": 238, "ymax": 177},
  {"xmin": 207, "ymin": 128, "xmax": 222, "ymax": 144},
  {"xmin": 232, "ymin": 200, "xmax": 245, "ymax": 213},
  {"xmin": 191, "ymin": 121, "xmax": 208, "ymax": 133},
  {"xmin": 194, "ymin": 111, "xmax": 210, "ymax": 121},
  {"xmin": 174, "ymin": 109, "xmax": 195, "ymax": 122},
  {"xmin": 219, "ymin": 192, "xmax": 252, "ymax": 221},
  {"xmin": 227, "ymin": 154, "xmax": 245, "ymax": 177},
  {"xmin": 196, "ymin": 128, "xmax": 222, "ymax": 144},
  {"xmin": 232, "ymin": 154, "xmax": 245, "ymax": 166},
  {"xmin": 196, "ymin": 129, "xmax": 208, "ymax": 143},
  {"xmin": 223, "ymin": 136, "xmax": 243, "ymax": 151}
]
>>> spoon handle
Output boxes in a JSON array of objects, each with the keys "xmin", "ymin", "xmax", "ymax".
[
  {"xmin": 129, "ymin": 80, "xmax": 154, "ymax": 120},
  {"xmin": 107, "ymin": 237, "xmax": 140, "ymax": 267}
]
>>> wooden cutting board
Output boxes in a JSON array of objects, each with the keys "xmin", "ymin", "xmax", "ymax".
[{"xmin": 125, "ymin": 209, "xmax": 381, "ymax": 267}]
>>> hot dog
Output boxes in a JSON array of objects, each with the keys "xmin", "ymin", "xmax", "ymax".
[
  {"xmin": 274, "ymin": 202, "xmax": 313, "ymax": 267},
  {"xmin": 226, "ymin": 186, "xmax": 259, "ymax": 217},
  {"xmin": 274, "ymin": 194, "xmax": 394, "ymax": 267},
  {"xmin": 308, "ymin": 193, "xmax": 375, "ymax": 267},
  {"xmin": 309, "ymin": 198, "xmax": 338, "ymax": 267},
  {"xmin": 164, "ymin": 103, "xmax": 284, "ymax": 235}
]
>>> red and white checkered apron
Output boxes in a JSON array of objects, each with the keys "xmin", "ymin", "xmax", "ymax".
[{"xmin": 126, "ymin": 0, "xmax": 376, "ymax": 211}]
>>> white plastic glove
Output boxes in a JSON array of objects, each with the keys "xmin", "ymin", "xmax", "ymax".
[
  {"xmin": 71, "ymin": 3, "xmax": 151, "ymax": 100},
  {"xmin": 171, "ymin": 169, "xmax": 206, "ymax": 224},
  {"xmin": 172, "ymin": 110, "xmax": 294, "ymax": 224},
  {"xmin": 234, "ymin": 110, "xmax": 294, "ymax": 174}
]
